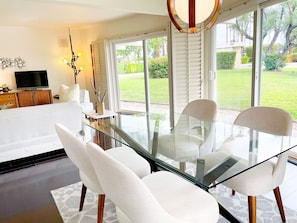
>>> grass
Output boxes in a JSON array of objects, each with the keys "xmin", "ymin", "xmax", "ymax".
[
  {"xmin": 119, "ymin": 68, "xmax": 297, "ymax": 119},
  {"xmin": 119, "ymin": 74, "xmax": 169, "ymax": 104},
  {"xmin": 217, "ymin": 68, "xmax": 297, "ymax": 119}
]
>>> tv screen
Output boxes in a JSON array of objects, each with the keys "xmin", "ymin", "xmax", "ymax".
[{"xmin": 15, "ymin": 70, "xmax": 49, "ymax": 89}]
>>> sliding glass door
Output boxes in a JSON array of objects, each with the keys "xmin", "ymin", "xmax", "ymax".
[
  {"xmin": 114, "ymin": 34, "xmax": 169, "ymax": 113},
  {"xmin": 259, "ymin": 1, "xmax": 297, "ymax": 123},
  {"xmin": 214, "ymin": 0, "xmax": 297, "ymax": 159}
]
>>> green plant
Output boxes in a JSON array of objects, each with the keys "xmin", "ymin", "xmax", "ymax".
[
  {"xmin": 287, "ymin": 53, "xmax": 297, "ymax": 62},
  {"xmin": 148, "ymin": 56, "xmax": 168, "ymax": 78},
  {"xmin": 216, "ymin": 52, "xmax": 236, "ymax": 69},
  {"xmin": 245, "ymin": 46, "xmax": 253, "ymax": 59},
  {"xmin": 117, "ymin": 62, "xmax": 144, "ymax": 74},
  {"xmin": 263, "ymin": 54, "xmax": 286, "ymax": 71},
  {"xmin": 241, "ymin": 56, "xmax": 249, "ymax": 64}
]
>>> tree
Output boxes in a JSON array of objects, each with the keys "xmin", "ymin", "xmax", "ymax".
[
  {"xmin": 230, "ymin": 0, "xmax": 297, "ymax": 70},
  {"xmin": 147, "ymin": 37, "xmax": 167, "ymax": 58}
]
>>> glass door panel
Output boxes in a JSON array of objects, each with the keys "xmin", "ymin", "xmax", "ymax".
[
  {"xmin": 147, "ymin": 36, "xmax": 169, "ymax": 113},
  {"xmin": 259, "ymin": 0, "xmax": 297, "ymax": 158},
  {"xmin": 260, "ymin": 1, "xmax": 297, "ymax": 123},
  {"xmin": 115, "ymin": 36, "xmax": 169, "ymax": 114},
  {"xmin": 216, "ymin": 13, "xmax": 254, "ymax": 123},
  {"xmin": 116, "ymin": 41, "xmax": 146, "ymax": 112}
]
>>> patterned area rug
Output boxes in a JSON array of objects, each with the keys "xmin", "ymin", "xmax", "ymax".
[{"xmin": 51, "ymin": 181, "xmax": 297, "ymax": 223}]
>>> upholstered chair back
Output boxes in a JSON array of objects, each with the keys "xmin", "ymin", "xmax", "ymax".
[{"xmin": 55, "ymin": 123, "xmax": 103, "ymax": 193}]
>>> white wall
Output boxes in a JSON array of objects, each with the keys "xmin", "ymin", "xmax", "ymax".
[
  {"xmin": 0, "ymin": 26, "xmax": 86, "ymax": 95},
  {"xmin": 0, "ymin": 14, "xmax": 168, "ymax": 98}
]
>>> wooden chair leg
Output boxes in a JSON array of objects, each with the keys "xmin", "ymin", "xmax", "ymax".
[
  {"xmin": 98, "ymin": 194, "xmax": 105, "ymax": 223},
  {"xmin": 248, "ymin": 196, "xmax": 256, "ymax": 223},
  {"xmin": 79, "ymin": 184, "xmax": 87, "ymax": 211},
  {"xmin": 273, "ymin": 187, "xmax": 286, "ymax": 222}
]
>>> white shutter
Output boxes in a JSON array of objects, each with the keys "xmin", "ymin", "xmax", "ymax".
[
  {"xmin": 170, "ymin": 20, "xmax": 204, "ymax": 114},
  {"xmin": 90, "ymin": 40, "xmax": 110, "ymax": 109}
]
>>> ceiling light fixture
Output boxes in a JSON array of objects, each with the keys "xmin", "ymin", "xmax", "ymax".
[{"xmin": 167, "ymin": 0, "xmax": 223, "ymax": 33}]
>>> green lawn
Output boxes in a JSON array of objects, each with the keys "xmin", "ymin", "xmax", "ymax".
[
  {"xmin": 119, "ymin": 68, "xmax": 297, "ymax": 119},
  {"xmin": 217, "ymin": 68, "xmax": 297, "ymax": 119},
  {"xmin": 119, "ymin": 74, "xmax": 169, "ymax": 104}
]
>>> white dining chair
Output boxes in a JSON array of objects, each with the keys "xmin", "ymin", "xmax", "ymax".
[
  {"xmin": 86, "ymin": 141, "xmax": 219, "ymax": 223},
  {"xmin": 157, "ymin": 99, "xmax": 217, "ymax": 171},
  {"xmin": 55, "ymin": 123, "xmax": 151, "ymax": 223},
  {"xmin": 222, "ymin": 106, "xmax": 293, "ymax": 223}
]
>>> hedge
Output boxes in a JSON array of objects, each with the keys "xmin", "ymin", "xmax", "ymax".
[
  {"xmin": 217, "ymin": 52, "xmax": 236, "ymax": 69},
  {"xmin": 117, "ymin": 62, "xmax": 143, "ymax": 74}
]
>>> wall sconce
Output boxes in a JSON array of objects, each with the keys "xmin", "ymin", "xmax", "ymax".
[
  {"xmin": 63, "ymin": 28, "xmax": 83, "ymax": 84},
  {"xmin": 0, "ymin": 57, "xmax": 26, "ymax": 70},
  {"xmin": 167, "ymin": 0, "xmax": 223, "ymax": 33}
]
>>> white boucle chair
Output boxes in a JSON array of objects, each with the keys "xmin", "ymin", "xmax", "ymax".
[
  {"xmin": 223, "ymin": 106, "xmax": 293, "ymax": 223},
  {"xmin": 157, "ymin": 99, "xmax": 217, "ymax": 171},
  {"xmin": 86, "ymin": 141, "xmax": 219, "ymax": 223},
  {"xmin": 55, "ymin": 123, "xmax": 151, "ymax": 223}
]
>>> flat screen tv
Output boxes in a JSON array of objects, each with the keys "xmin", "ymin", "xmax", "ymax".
[{"xmin": 15, "ymin": 70, "xmax": 49, "ymax": 90}]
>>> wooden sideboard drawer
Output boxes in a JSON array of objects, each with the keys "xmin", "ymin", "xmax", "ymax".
[{"xmin": 0, "ymin": 93, "xmax": 18, "ymax": 108}]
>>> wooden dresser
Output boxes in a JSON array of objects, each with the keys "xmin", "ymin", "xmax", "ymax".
[{"xmin": 0, "ymin": 89, "xmax": 53, "ymax": 109}]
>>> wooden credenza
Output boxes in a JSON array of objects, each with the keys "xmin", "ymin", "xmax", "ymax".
[
  {"xmin": 0, "ymin": 92, "xmax": 18, "ymax": 108},
  {"xmin": 0, "ymin": 89, "xmax": 53, "ymax": 108}
]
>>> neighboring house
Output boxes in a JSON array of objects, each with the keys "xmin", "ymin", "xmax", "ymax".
[{"xmin": 216, "ymin": 19, "xmax": 251, "ymax": 69}]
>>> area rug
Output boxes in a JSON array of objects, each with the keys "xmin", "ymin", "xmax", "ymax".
[{"xmin": 51, "ymin": 181, "xmax": 297, "ymax": 223}]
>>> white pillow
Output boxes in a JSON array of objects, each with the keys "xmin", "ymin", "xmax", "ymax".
[{"xmin": 59, "ymin": 84, "xmax": 80, "ymax": 103}]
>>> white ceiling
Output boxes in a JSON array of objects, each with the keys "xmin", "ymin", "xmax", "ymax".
[
  {"xmin": 0, "ymin": 0, "xmax": 244, "ymax": 28},
  {"xmin": 0, "ymin": 0, "xmax": 168, "ymax": 28}
]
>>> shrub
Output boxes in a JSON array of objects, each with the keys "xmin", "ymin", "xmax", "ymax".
[
  {"xmin": 263, "ymin": 54, "xmax": 286, "ymax": 71},
  {"xmin": 241, "ymin": 56, "xmax": 249, "ymax": 64},
  {"xmin": 217, "ymin": 52, "xmax": 236, "ymax": 69},
  {"xmin": 148, "ymin": 56, "xmax": 168, "ymax": 78},
  {"xmin": 287, "ymin": 53, "xmax": 297, "ymax": 62},
  {"xmin": 117, "ymin": 62, "xmax": 143, "ymax": 74},
  {"xmin": 245, "ymin": 46, "xmax": 253, "ymax": 58}
]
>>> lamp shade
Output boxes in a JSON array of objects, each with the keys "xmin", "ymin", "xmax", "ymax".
[
  {"xmin": 167, "ymin": 0, "xmax": 223, "ymax": 33},
  {"xmin": 175, "ymin": 0, "xmax": 215, "ymax": 24}
]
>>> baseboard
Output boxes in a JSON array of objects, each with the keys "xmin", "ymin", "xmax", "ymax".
[{"xmin": 0, "ymin": 149, "xmax": 67, "ymax": 174}]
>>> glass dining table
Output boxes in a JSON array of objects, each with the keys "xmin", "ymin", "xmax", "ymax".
[{"xmin": 84, "ymin": 112, "xmax": 297, "ymax": 222}]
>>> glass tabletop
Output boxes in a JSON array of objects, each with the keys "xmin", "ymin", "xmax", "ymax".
[{"xmin": 84, "ymin": 112, "xmax": 297, "ymax": 190}]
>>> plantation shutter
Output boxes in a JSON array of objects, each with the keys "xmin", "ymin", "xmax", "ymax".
[
  {"xmin": 170, "ymin": 20, "xmax": 204, "ymax": 114},
  {"xmin": 90, "ymin": 40, "xmax": 110, "ymax": 109}
]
